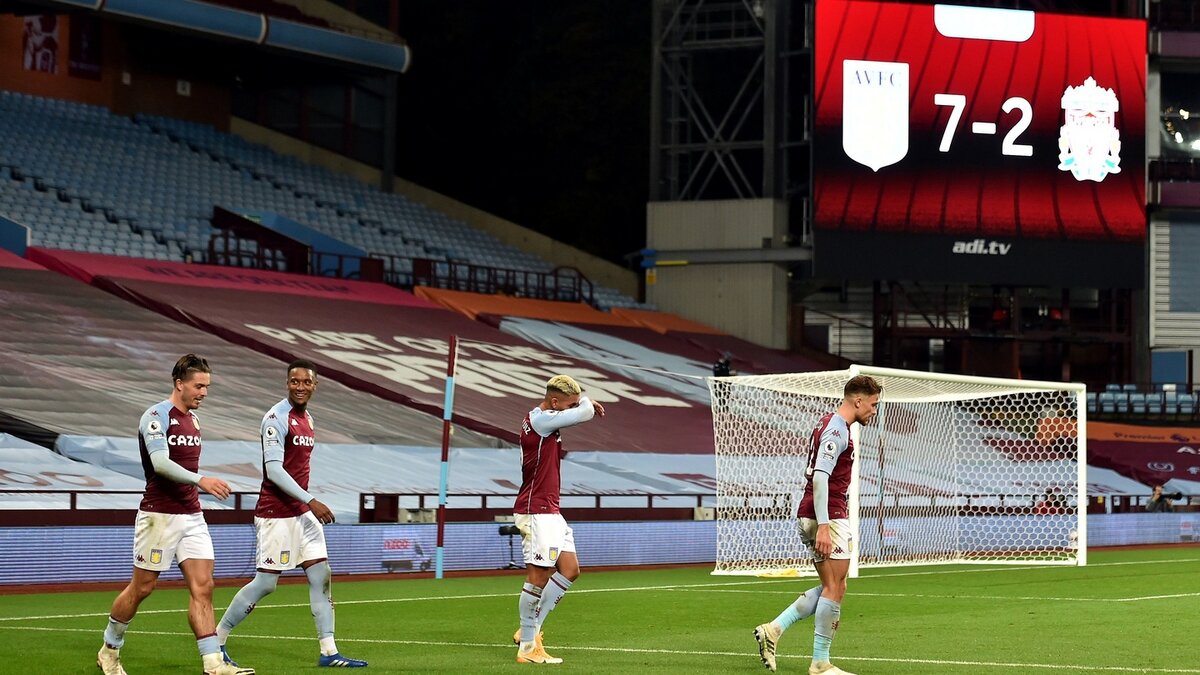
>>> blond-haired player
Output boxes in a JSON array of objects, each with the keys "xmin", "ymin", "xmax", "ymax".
[{"xmin": 512, "ymin": 375, "xmax": 605, "ymax": 664}]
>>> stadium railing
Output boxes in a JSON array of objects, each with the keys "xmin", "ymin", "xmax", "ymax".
[
  {"xmin": 359, "ymin": 492, "xmax": 713, "ymax": 524},
  {"xmin": 0, "ymin": 490, "xmax": 259, "ymax": 526}
]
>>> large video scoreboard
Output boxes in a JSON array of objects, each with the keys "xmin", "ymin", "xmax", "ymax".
[{"xmin": 813, "ymin": 0, "xmax": 1146, "ymax": 286}]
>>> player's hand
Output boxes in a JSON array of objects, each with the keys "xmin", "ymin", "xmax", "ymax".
[
  {"xmin": 309, "ymin": 498, "xmax": 335, "ymax": 524},
  {"xmin": 198, "ymin": 476, "xmax": 231, "ymax": 500},
  {"xmin": 814, "ymin": 523, "xmax": 833, "ymax": 558},
  {"xmin": 592, "ymin": 400, "xmax": 606, "ymax": 417}
]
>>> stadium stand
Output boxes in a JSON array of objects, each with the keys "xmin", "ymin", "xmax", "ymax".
[
  {"xmin": 137, "ymin": 112, "xmax": 645, "ymax": 308},
  {"xmin": 0, "ymin": 91, "xmax": 643, "ymax": 308},
  {"xmin": 0, "ymin": 250, "xmax": 499, "ymax": 447},
  {"xmin": 27, "ymin": 247, "xmax": 714, "ymax": 453},
  {"xmin": 413, "ymin": 286, "xmax": 830, "ymax": 404},
  {"xmin": 0, "ymin": 433, "xmax": 144, "ymax": 510},
  {"xmin": 611, "ymin": 307, "xmax": 842, "ymax": 374}
]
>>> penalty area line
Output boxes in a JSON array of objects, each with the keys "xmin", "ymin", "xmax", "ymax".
[{"xmin": 1, "ymin": 625, "xmax": 1198, "ymax": 673}]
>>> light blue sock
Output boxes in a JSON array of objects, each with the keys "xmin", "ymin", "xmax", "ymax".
[
  {"xmin": 103, "ymin": 615, "xmax": 130, "ymax": 649},
  {"xmin": 812, "ymin": 597, "xmax": 841, "ymax": 663},
  {"xmin": 197, "ymin": 633, "xmax": 219, "ymax": 658},
  {"xmin": 773, "ymin": 585, "xmax": 822, "ymax": 632},
  {"xmin": 535, "ymin": 573, "xmax": 573, "ymax": 629},
  {"xmin": 306, "ymin": 562, "xmax": 335, "ymax": 639},
  {"xmin": 217, "ymin": 572, "xmax": 279, "ymax": 643},
  {"xmin": 518, "ymin": 583, "xmax": 543, "ymax": 643}
]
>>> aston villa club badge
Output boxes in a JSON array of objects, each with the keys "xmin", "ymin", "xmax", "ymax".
[
  {"xmin": 842, "ymin": 59, "xmax": 909, "ymax": 171},
  {"xmin": 1057, "ymin": 76, "xmax": 1121, "ymax": 182}
]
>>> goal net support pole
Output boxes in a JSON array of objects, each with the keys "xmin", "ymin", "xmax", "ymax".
[{"xmin": 710, "ymin": 365, "xmax": 1086, "ymax": 576}]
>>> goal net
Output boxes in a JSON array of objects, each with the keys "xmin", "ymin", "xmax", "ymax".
[{"xmin": 709, "ymin": 365, "xmax": 1085, "ymax": 576}]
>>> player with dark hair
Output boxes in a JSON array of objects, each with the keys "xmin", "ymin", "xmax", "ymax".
[
  {"xmin": 97, "ymin": 354, "xmax": 253, "ymax": 675},
  {"xmin": 512, "ymin": 374, "xmax": 606, "ymax": 664},
  {"xmin": 753, "ymin": 375, "xmax": 882, "ymax": 675},
  {"xmin": 216, "ymin": 359, "xmax": 367, "ymax": 668}
]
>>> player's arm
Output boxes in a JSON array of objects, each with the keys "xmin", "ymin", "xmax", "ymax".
[{"xmin": 529, "ymin": 395, "xmax": 599, "ymax": 436}]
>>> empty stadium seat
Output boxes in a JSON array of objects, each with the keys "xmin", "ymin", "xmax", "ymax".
[
  {"xmin": 1145, "ymin": 392, "xmax": 1164, "ymax": 415},
  {"xmin": 1180, "ymin": 393, "xmax": 1198, "ymax": 416},
  {"xmin": 1129, "ymin": 392, "xmax": 1146, "ymax": 414},
  {"xmin": 1098, "ymin": 391, "xmax": 1117, "ymax": 414},
  {"xmin": 0, "ymin": 91, "xmax": 648, "ymax": 309}
]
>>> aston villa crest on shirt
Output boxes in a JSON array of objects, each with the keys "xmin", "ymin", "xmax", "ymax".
[{"xmin": 1057, "ymin": 76, "xmax": 1121, "ymax": 183}]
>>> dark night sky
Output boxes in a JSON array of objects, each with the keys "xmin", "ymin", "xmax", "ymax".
[{"xmin": 394, "ymin": 1, "xmax": 651, "ymax": 265}]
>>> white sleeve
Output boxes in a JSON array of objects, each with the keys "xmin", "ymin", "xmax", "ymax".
[
  {"xmin": 811, "ymin": 471, "xmax": 831, "ymax": 524},
  {"xmin": 265, "ymin": 460, "xmax": 314, "ymax": 504},
  {"xmin": 149, "ymin": 448, "xmax": 202, "ymax": 485},
  {"xmin": 812, "ymin": 426, "xmax": 849, "ymax": 476},
  {"xmin": 140, "ymin": 410, "xmax": 169, "ymax": 456},
  {"xmin": 261, "ymin": 414, "xmax": 288, "ymax": 464},
  {"xmin": 529, "ymin": 396, "xmax": 596, "ymax": 437}
]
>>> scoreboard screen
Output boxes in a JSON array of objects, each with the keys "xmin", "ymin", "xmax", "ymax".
[{"xmin": 813, "ymin": 0, "xmax": 1146, "ymax": 286}]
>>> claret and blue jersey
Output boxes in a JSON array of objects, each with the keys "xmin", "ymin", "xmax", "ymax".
[
  {"xmin": 797, "ymin": 412, "xmax": 855, "ymax": 521},
  {"xmin": 256, "ymin": 397, "xmax": 316, "ymax": 518}
]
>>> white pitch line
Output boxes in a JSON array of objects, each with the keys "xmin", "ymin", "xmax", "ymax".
[
  {"xmin": 681, "ymin": 586, "xmax": 1200, "ymax": 600},
  {"xmin": 855, "ymin": 557, "xmax": 1200, "ymax": 579},
  {"xmin": 0, "ymin": 579, "xmax": 786, "ymax": 623},
  {"xmin": 3, "ymin": 625, "xmax": 1198, "ymax": 673},
  {"xmin": 4, "ymin": 563, "xmax": 1199, "ymax": 624}
]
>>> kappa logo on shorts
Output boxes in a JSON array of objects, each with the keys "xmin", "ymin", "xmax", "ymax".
[
  {"xmin": 150, "ymin": 549, "xmax": 163, "ymax": 565},
  {"xmin": 534, "ymin": 553, "xmax": 544, "ymax": 562},
  {"xmin": 281, "ymin": 550, "xmax": 290, "ymax": 565},
  {"xmin": 549, "ymin": 547, "xmax": 559, "ymax": 562},
  {"xmin": 135, "ymin": 554, "xmax": 146, "ymax": 563},
  {"xmin": 264, "ymin": 557, "xmax": 276, "ymax": 565}
]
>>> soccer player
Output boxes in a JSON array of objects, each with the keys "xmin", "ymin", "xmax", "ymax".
[
  {"xmin": 512, "ymin": 375, "xmax": 606, "ymax": 664},
  {"xmin": 216, "ymin": 359, "xmax": 367, "ymax": 668},
  {"xmin": 753, "ymin": 375, "xmax": 881, "ymax": 675},
  {"xmin": 97, "ymin": 354, "xmax": 254, "ymax": 675}
]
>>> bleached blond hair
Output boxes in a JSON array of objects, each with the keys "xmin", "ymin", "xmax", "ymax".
[{"xmin": 545, "ymin": 374, "xmax": 582, "ymax": 396}]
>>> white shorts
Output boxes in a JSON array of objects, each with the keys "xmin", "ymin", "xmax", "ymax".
[
  {"xmin": 800, "ymin": 517, "xmax": 854, "ymax": 563},
  {"xmin": 515, "ymin": 513, "xmax": 575, "ymax": 568},
  {"xmin": 255, "ymin": 511, "xmax": 328, "ymax": 571},
  {"xmin": 133, "ymin": 510, "xmax": 213, "ymax": 572}
]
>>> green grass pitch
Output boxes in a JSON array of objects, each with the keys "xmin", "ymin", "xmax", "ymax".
[{"xmin": 3, "ymin": 546, "xmax": 1197, "ymax": 673}]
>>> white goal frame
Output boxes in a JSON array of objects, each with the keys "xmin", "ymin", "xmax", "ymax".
[{"xmin": 709, "ymin": 365, "xmax": 1087, "ymax": 576}]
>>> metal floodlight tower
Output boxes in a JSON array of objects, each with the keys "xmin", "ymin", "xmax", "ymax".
[{"xmin": 649, "ymin": 0, "xmax": 806, "ymax": 205}]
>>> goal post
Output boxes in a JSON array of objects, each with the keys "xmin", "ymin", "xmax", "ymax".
[{"xmin": 709, "ymin": 365, "xmax": 1086, "ymax": 576}]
